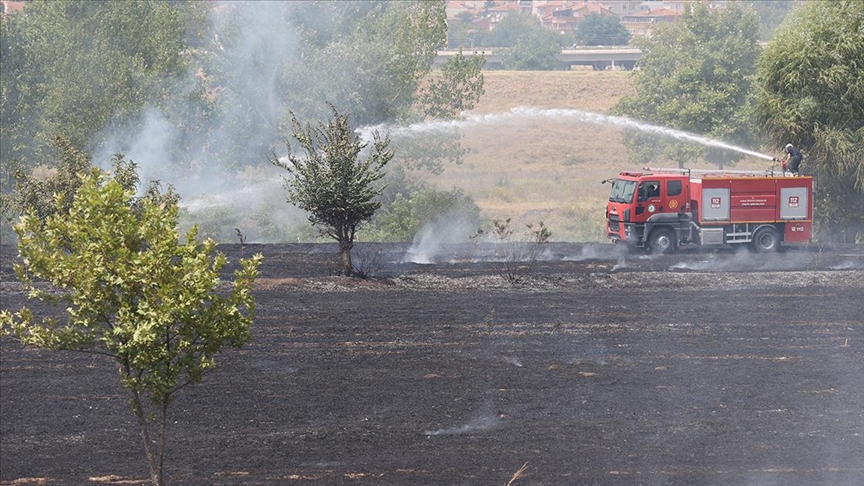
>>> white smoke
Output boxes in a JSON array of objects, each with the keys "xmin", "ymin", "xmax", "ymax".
[
  {"xmin": 669, "ymin": 250, "xmax": 811, "ymax": 272},
  {"xmin": 403, "ymin": 213, "xmax": 482, "ymax": 264},
  {"xmin": 424, "ymin": 402, "xmax": 504, "ymax": 436},
  {"xmin": 611, "ymin": 256, "xmax": 628, "ymax": 271},
  {"xmin": 86, "ymin": 2, "xmax": 311, "ymax": 242},
  {"xmin": 563, "ymin": 243, "xmax": 626, "ymax": 261}
]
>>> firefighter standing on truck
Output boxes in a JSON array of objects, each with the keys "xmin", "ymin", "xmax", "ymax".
[{"xmin": 779, "ymin": 143, "xmax": 803, "ymax": 176}]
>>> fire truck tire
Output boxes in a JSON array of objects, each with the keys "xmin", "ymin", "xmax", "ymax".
[
  {"xmin": 648, "ymin": 228, "xmax": 676, "ymax": 254},
  {"xmin": 752, "ymin": 226, "xmax": 780, "ymax": 253}
]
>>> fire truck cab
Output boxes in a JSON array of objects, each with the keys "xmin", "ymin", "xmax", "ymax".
[{"xmin": 605, "ymin": 168, "xmax": 813, "ymax": 253}]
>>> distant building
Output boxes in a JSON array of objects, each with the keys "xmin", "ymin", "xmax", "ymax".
[
  {"xmin": 486, "ymin": 1, "xmax": 522, "ymax": 29},
  {"xmin": 445, "ymin": 0, "xmax": 695, "ymax": 40},
  {"xmin": 531, "ymin": 1, "xmax": 618, "ymax": 34},
  {"xmin": 445, "ymin": 0, "xmax": 488, "ymax": 19},
  {"xmin": 0, "ymin": 0, "xmax": 25, "ymax": 15},
  {"xmin": 621, "ymin": 7, "xmax": 683, "ymax": 37},
  {"xmin": 598, "ymin": 1, "xmax": 645, "ymax": 17}
]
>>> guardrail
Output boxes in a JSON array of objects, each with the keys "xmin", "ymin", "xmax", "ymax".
[{"xmin": 435, "ymin": 46, "xmax": 642, "ymax": 70}]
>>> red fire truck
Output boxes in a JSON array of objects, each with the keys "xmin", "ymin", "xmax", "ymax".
[{"xmin": 605, "ymin": 168, "xmax": 813, "ymax": 253}]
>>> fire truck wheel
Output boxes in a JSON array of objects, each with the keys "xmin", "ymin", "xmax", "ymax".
[
  {"xmin": 648, "ymin": 228, "xmax": 676, "ymax": 254},
  {"xmin": 752, "ymin": 226, "xmax": 780, "ymax": 253}
]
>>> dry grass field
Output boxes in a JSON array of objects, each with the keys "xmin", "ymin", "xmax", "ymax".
[{"xmin": 417, "ymin": 70, "xmax": 768, "ymax": 242}]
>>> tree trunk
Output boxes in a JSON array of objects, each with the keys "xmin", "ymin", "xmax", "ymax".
[
  {"xmin": 131, "ymin": 388, "xmax": 165, "ymax": 486},
  {"xmin": 339, "ymin": 240, "xmax": 354, "ymax": 276}
]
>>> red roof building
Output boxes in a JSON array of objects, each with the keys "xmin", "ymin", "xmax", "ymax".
[
  {"xmin": 0, "ymin": 0, "xmax": 25, "ymax": 15},
  {"xmin": 621, "ymin": 7, "xmax": 683, "ymax": 37}
]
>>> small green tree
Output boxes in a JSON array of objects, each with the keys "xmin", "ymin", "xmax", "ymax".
[
  {"xmin": 374, "ymin": 187, "xmax": 482, "ymax": 242},
  {"xmin": 575, "ymin": 14, "xmax": 631, "ymax": 46},
  {"xmin": 272, "ymin": 105, "xmax": 393, "ymax": 276},
  {"xmin": 1, "ymin": 168, "xmax": 262, "ymax": 486}
]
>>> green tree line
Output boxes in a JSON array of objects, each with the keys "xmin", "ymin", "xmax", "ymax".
[{"xmin": 1, "ymin": 0, "xmax": 485, "ymax": 243}]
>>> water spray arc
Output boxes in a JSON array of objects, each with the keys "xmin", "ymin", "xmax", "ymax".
[{"xmin": 359, "ymin": 106, "xmax": 774, "ymax": 161}]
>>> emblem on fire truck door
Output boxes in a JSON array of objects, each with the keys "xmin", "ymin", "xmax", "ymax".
[
  {"xmin": 668, "ymin": 199, "xmax": 679, "ymax": 210},
  {"xmin": 648, "ymin": 204, "xmax": 656, "ymax": 213}
]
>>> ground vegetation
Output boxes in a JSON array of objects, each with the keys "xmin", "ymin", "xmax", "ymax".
[{"xmin": 1, "ymin": 167, "xmax": 261, "ymax": 486}]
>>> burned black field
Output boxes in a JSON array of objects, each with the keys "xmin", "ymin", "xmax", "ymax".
[{"xmin": 2, "ymin": 242, "xmax": 864, "ymax": 485}]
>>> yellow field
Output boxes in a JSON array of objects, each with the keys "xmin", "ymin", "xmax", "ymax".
[{"xmin": 415, "ymin": 70, "xmax": 769, "ymax": 242}]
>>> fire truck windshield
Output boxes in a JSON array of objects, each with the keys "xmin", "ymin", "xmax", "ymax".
[{"xmin": 608, "ymin": 179, "xmax": 637, "ymax": 203}]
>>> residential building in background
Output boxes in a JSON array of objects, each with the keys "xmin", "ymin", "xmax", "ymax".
[
  {"xmin": 0, "ymin": 0, "xmax": 26, "ymax": 15},
  {"xmin": 444, "ymin": 0, "xmax": 727, "ymax": 43}
]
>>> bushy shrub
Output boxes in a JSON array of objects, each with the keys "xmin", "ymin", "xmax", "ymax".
[{"xmin": 372, "ymin": 187, "xmax": 482, "ymax": 242}]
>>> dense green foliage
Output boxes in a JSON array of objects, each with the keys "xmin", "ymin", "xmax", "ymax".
[
  {"xmin": 575, "ymin": 14, "xmax": 631, "ymax": 46},
  {"xmin": 1, "ymin": 1, "xmax": 486, "ymax": 244},
  {"xmin": 502, "ymin": 14, "xmax": 562, "ymax": 71},
  {"xmin": 612, "ymin": 3, "xmax": 761, "ymax": 168},
  {"xmin": 741, "ymin": 0, "xmax": 800, "ymax": 41},
  {"xmin": 420, "ymin": 50, "xmax": 486, "ymax": 120},
  {"xmin": 446, "ymin": 10, "xmax": 479, "ymax": 48},
  {"xmin": 373, "ymin": 187, "xmax": 482, "ymax": 243},
  {"xmin": 272, "ymin": 107, "xmax": 393, "ymax": 275},
  {"xmin": 755, "ymin": 0, "xmax": 864, "ymax": 242},
  {"xmin": 0, "ymin": 0, "xmax": 187, "ymax": 166},
  {"xmin": 1, "ymin": 136, "xmax": 91, "ymax": 224},
  {"xmin": 1, "ymin": 168, "xmax": 261, "ymax": 486},
  {"xmin": 477, "ymin": 12, "xmax": 562, "ymax": 70},
  {"xmin": 282, "ymin": 2, "xmax": 447, "ymax": 126},
  {"xmin": 0, "ymin": 1, "xmax": 462, "ymax": 169}
]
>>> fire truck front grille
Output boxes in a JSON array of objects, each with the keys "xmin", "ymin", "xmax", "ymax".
[{"xmin": 609, "ymin": 216, "xmax": 620, "ymax": 232}]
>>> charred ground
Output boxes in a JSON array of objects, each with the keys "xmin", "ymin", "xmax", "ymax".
[{"xmin": 2, "ymin": 242, "xmax": 863, "ymax": 485}]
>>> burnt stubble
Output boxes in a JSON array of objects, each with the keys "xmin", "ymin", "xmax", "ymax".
[{"xmin": 2, "ymin": 243, "xmax": 863, "ymax": 485}]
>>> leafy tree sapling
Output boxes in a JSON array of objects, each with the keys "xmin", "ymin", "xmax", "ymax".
[
  {"xmin": 1, "ymin": 168, "xmax": 262, "ymax": 486},
  {"xmin": 272, "ymin": 105, "xmax": 393, "ymax": 276}
]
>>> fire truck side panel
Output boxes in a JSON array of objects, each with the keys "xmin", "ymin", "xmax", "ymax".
[
  {"xmin": 731, "ymin": 194, "xmax": 776, "ymax": 221},
  {"xmin": 701, "ymin": 178, "xmax": 778, "ymax": 223},
  {"xmin": 776, "ymin": 178, "xmax": 812, "ymax": 220},
  {"xmin": 784, "ymin": 221, "xmax": 811, "ymax": 243},
  {"xmin": 605, "ymin": 171, "xmax": 814, "ymax": 250},
  {"xmin": 701, "ymin": 187, "xmax": 731, "ymax": 222}
]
